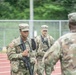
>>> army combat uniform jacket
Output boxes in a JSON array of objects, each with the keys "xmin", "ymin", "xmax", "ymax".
[
  {"xmin": 7, "ymin": 36, "xmax": 35, "ymax": 75},
  {"xmin": 36, "ymin": 35, "xmax": 54, "ymax": 57},
  {"xmin": 43, "ymin": 33, "xmax": 76, "ymax": 75}
]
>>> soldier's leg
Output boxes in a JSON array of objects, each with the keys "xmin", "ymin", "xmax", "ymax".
[
  {"xmin": 33, "ymin": 62, "xmax": 37, "ymax": 75},
  {"xmin": 11, "ymin": 69, "xmax": 30, "ymax": 75},
  {"xmin": 37, "ymin": 60, "xmax": 44, "ymax": 75},
  {"xmin": 45, "ymin": 64, "xmax": 54, "ymax": 75}
]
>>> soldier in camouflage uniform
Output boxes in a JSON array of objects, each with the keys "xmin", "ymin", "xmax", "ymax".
[
  {"xmin": 42, "ymin": 12, "xmax": 76, "ymax": 75},
  {"xmin": 35, "ymin": 25, "xmax": 54, "ymax": 75},
  {"xmin": 7, "ymin": 23, "xmax": 36, "ymax": 75}
]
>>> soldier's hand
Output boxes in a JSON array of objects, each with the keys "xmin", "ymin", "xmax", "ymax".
[{"xmin": 22, "ymin": 50, "xmax": 29, "ymax": 56}]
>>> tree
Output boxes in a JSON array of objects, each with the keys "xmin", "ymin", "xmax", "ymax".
[{"xmin": 0, "ymin": 0, "xmax": 76, "ymax": 20}]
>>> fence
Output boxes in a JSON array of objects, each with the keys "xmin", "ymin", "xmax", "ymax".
[{"xmin": 0, "ymin": 20, "xmax": 69, "ymax": 49}]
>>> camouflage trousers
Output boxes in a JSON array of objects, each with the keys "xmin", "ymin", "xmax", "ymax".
[
  {"xmin": 35, "ymin": 58, "xmax": 52, "ymax": 75},
  {"xmin": 45, "ymin": 64, "xmax": 53, "ymax": 75},
  {"xmin": 11, "ymin": 68, "xmax": 30, "ymax": 75},
  {"xmin": 36, "ymin": 59, "xmax": 44, "ymax": 75}
]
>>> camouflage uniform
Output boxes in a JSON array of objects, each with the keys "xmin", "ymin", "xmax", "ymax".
[
  {"xmin": 42, "ymin": 13, "xmax": 76, "ymax": 75},
  {"xmin": 35, "ymin": 25, "xmax": 54, "ymax": 75},
  {"xmin": 7, "ymin": 23, "xmax": 35, "ymax": 75}
]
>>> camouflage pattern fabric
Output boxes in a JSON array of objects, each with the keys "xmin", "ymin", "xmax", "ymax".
[
  {"xmin": 35, "ymin": 35, "xmax": 54, "ymax": 75},
  {"xmin": 7, "ymin": 36, "xmax": 35, "ymax": 75},
  {"xmin": 42, "ymin": 33, "xmax": 76, "ymax": 75}
]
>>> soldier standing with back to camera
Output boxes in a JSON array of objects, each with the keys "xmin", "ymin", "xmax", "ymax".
[
  {"xmin": 42, "ymin": 12, "xmax": 76, "ymax": 75},
  {"xmin": 7, "ymin": 23, "xmax": 36, "ymax": 75},
  {"xmin": 35, "ymin": 25, "xmax": 54, "ymax": 75}
]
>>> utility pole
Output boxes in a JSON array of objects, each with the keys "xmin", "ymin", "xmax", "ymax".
[{"xmin": 29, "ymin": 0, "xmax": 34, "ymax": 38}]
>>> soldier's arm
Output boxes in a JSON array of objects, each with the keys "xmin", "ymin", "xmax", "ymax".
[
  {"xmin": 49, "ymin": 36, "xmax": 55, "ymax": 46},
  {"xmin": 43, "ymin": 41, "xmax": 61, "ymax": 73},
  {"xmin": 7, "ymin": 42, "xmax": 23, "ymax": 60},
  {"xmin": 35, "ymin": 37, "xmax": 39, "ymax": 51}
]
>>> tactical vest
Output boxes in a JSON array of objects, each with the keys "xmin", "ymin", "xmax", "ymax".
[{"xmin": 41, "ymin": 35, "xmax": 50, "ymax": 52}]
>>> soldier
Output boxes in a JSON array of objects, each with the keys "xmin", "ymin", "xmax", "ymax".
[
  {"xmin": 35, "ymin": 25, "xmax": 54, "ymax": 75},
  {"xmin": 42, "ymin": 12, "xmax": 76, "ymax": 75},
  {"xmin": 7, "ymin": 23, "xmax": 36, "ymax": 75}
]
